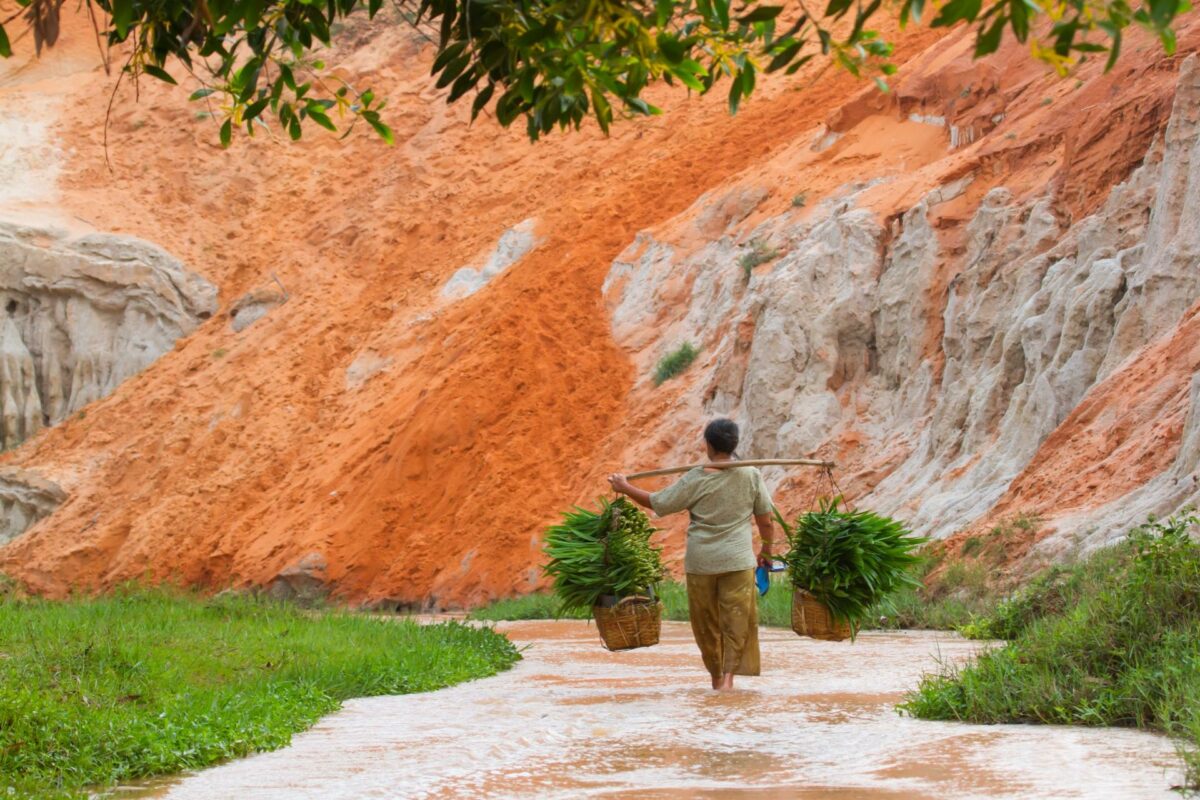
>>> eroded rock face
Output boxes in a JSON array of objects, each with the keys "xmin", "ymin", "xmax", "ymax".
[
  {"xmin": 0, "ymin": 466, "xmax": 65, "ymax": 544},
  {"xmin": 603, "ymin": 55, "xmax": 1200, "ymax": 563},
  {"xmin": 229, "ymin": 288, "xmax": 287, "ymax": 332},
  {"xmin": 267, "ymin": 552, "xmax": 329, "ymax": 605},
  {"xmin": 0, "ymin": 220, "xmax": 217, "ymax": 449}
]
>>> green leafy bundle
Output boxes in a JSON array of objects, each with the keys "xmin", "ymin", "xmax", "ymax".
[
  {"xmin": 780, "ymin": 497, "xmax": 926, "ymax": 635},
  {"xmin": 542, "ymin": 497, "xmax": 663, "ymax": 615}
]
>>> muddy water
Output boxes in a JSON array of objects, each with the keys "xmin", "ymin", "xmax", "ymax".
[{"xmin": 136, "ymin": 621, "xmax": 1181, "ymax": 799}]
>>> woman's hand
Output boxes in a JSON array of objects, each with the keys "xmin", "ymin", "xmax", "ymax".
[{"xmin": 609, "ymin": 473, "xmax": 655, "ymax": 510}]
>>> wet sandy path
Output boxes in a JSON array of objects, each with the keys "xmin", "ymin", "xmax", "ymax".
[{"xmin": 138, "ymin": 621, "xmax": 1182, "ymax": 799}]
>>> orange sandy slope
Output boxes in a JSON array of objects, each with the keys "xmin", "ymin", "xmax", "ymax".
[
  {"xmin": 0, "ymin": 9, "xmax": 946, "ymax": 605},
  {"xmin": 1, "ymin": 7, "xmax": 1197, "ymax": 605}
]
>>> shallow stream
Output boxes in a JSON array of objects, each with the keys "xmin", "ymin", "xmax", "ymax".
[{"xmin": 131, "ymin": 620, "xmax": 1182, "ymax": 799}]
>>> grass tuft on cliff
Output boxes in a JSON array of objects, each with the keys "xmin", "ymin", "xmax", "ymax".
[
  {"xmin": 0, "ymin": 588, "xmax": 520, "ymax": 800},
  {"xmin": 653, "ymin": 343, "xmax": 699, "ymax": 385},
  {"xmin": 901, "ymin": 511, "xmax": 1200, "ymax": 791}
]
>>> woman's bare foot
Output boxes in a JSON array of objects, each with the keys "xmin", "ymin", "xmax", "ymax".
[
  {"xmin": 718, "ymin": 673, "xmax": 735, "ymax": 691},
  {"xmin": 711, "ymin": 674, "xmax": 721, "ymax": 690}
]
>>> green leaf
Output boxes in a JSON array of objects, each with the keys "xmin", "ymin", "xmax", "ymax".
[
  {"xmin": 495, "ymin": 91, "xmax": 519, "ymax": 127},
  {"xmin": 363, "ymin": 112, "xmax": 395, "ymax": 144},
  {"xmin": 470, "ymin": 83, "xmax": 495, "ymax": 121},
  {"xmin": 1009, "ymin": 0, "xmax": 1031, "ymax": 41},
  {"xmin": 592, "ymin": 90, "xmax": 612, "ymax": 135},
  {"xmin": 785, "ymin": 53, "xmax": 816, "ymax": 74},
  {"xmin": 431, "ymin": 41, "xmax": 468, "ymax": 75},
  {"xmin": 975, "ymin": 13, "xmax": 1007, "ymax": 56},
  {"xmin": 824, "ymin": 0, "xmax": 854, "ymax": 17},
  {"xmin": 111, "ymin": 0, "xmax": 133, "ymax": 38},
  {"xmin": 243, "ymin": 0, "xmax": 265, "ymax": 30},
  {"xmin": 189, "ymin": 87, "xmax": 216, "ymax": 100},
  {"xmin": 655, "ymin": 0, "xmax": 674, "ymax": 26},
  {"xmin": 435, "ymin": 53, "xmax": 471, "ymax": 88},
  {"xmin": 448, "ymin": 69, "xmax": 479, "ymax": 102},
  {"xmin": 219, "ymin": 118, "xmax": 232, "ymax": 148},
  {"xmin": 1148, "ymin": 0, "xmax": 1178, "ymax": 27},
  {"xmin": 728, "ymin": 74, "xmax": 743, "ymax": 115},
  {"xmin": 1105, "ymin": 29, "xmax": 1122, "ymax": 71},
  {"xmin": 741, "ymin": 63, "xmax": 756, "ymax": 96},
  {"xmin": 767, "ymin": 39, "xmax": 804, "ymax": 72},
  {"xmin": 656, "ymin": 32, "xmax": 686, "ymax": 64},
  {"xmin": 305, "ymin": 106, "xmax": 337, "ymax": 131},
  {"xmin": 737, "ymin": 4, "xmax": 783, "ymax": 23},
  {"xmin": 142, "ymin": 64, "xmax": 178, "ymax": 85},
  {"xmin": 931, "ymin": 0, "xmax": 983, "ymax": 26},
  {"xmin": 714, "ymin": 0, "xmax": 731, "ymax": 28},
  {"xmin": 0, "ymin": 25, "xmax": 11, "ymax": 59},
  {"xmin": 671, "ymin": 64, "xmax": 706, "ymax": 91},
  {"xmin": 244, "ymin": 98, "xmax": 270, "ymax": 120},
  {"xmin": 899, "ymin": 0, "xmax": 926, "ymax": 26},
  {"xmin": 1160, "ymin": 26, "xmax": 1177, "ymax": 55},
  {"xmin": 626, "ymin": 97, "xmax": 660, "ymax": 116}
]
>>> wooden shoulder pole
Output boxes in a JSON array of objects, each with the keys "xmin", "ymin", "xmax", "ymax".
[{"xmin": 626, "ymin": 458, "xmax": 835, "ymax": 480}]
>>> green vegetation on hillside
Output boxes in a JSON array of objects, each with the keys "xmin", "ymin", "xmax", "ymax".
[
  {"xmin": 901, "ymin": 512, "xmax": 1200, "ymax": 792},
  {"xmin": 0, "ymin": 0, "xmax": 1187, "ymax": 144},
  {"xmin": 0, "ymin": 588, "xmax": 520, "ymax": 800},
  {"xmin": 653, "ymin": 343, "xmax": 699, "ymax": 385},
  {"xmin": 740, "ymin": 239, "xmax": 780, "ymax": 278}
]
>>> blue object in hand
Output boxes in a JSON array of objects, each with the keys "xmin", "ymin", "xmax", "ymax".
[{"xmin": 755, "ymin": 565, "xmax": 770, "ymax": 596}]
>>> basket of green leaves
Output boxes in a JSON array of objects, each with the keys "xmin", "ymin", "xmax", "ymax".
[
  {"xmin": 778, "ymin": 497, "xmax": 926, "ymax": 641},
  {"xmin": 542, "ymin": 497, "xmax": 664, "ymax": 651}
]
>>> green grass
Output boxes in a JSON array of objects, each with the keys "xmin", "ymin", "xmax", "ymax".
[
  {"xmin": 739, "ymin": 238, "xmax": 779, "ymax": 278},
  {"xmin": 0, "ymin": 587, "xmax": 520, "ymax": 800},
  {"xmin": 652, "ymin": 343, "xmax": 699, "ymax": 385},
  {"xmin": 469, "ymin": 592, "xmax": 589, "ymax": 620},
  {"xmin": 868, "ymin": 580, "xmax": 992, "ymax": 631},
  {"xmin": 900, "ymin": 512, "xmax": 1200, "ymax": 791}
]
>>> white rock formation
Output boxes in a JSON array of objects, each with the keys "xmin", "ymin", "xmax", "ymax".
[
  {"xmin": 603, "ymin": 56, "xmax": 1200, "ymax": 563},
  {"xmin": 0, "ymin": 466, "xmax": 66, "ymax": 544},
  {"xmin": 0, "ymin": 220, "xmax": 218, "ymax": 450},
  {"xmin": 441, "ymin": 218, "xmax": 540, "ymax": 300}
]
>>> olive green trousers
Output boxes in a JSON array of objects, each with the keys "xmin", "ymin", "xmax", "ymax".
[{"xmin": 686, "ymin": 568, "xmax": 761, "ymax": 678}]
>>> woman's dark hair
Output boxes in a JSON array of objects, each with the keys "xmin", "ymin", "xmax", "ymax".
[{"xmin": 704, "ymin": 418, "xmax": 739, "ymax": 455}]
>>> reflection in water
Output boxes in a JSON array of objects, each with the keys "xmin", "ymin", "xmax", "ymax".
[{"xmin": 134, "ymin": 620, "xmax": 1180, "ymax": 799}]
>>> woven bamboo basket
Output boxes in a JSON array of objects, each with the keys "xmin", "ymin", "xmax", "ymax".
[
  {"xmin": 791, "ymin": 588, "xmax": 851, "ymax": 641},
  {"xmin": 592, "ymin": 596, "xmax": 663, "ymax": 651}
]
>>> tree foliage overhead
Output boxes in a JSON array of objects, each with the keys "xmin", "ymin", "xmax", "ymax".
[{"xmin": 0, "ymin": 0, "xmax": 1191, "ymax": 145}]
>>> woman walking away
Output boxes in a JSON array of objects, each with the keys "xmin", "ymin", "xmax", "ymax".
[{"xmin": 608, "ymin": 418, "xmax": 778, "ymax": 691}]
